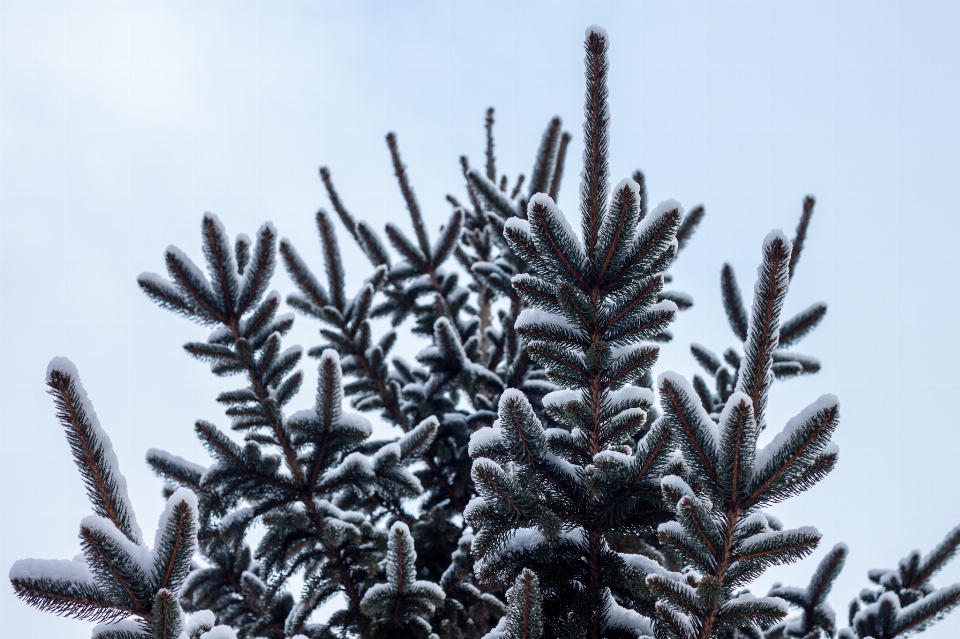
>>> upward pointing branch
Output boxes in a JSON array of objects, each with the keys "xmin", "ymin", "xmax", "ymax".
[
  {"xmin": 580, "ymin": 27, "xmax": 611, "ymax": 260},
  {"xmin": 386, "ymin": 132, "xmax": 431, "ymax": 256},
  {"xmin": 46, "ymin": 361, "xmax": 141, "ymax": 545},
  {"xmin": 735, "ymin": 232, "xmax": 792, "ymax": 428},
  {"xmin": 789, "ymin": 196, "xmax": 815, "ymax": 281},
  {"xmin": 485, "ymin": 107, "xmax": 497, "ymax": 181}
]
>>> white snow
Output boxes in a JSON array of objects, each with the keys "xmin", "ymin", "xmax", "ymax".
[
  {"xmin": 184, "ymin": 609, "xmax": 216, "ymax": 635},
  {"xmin": 723, "ymin": 592, "xmax": 789, "ymax": 615},
  {"xmin": 560, "ymin": 526, "xmax": 586, "ymax": 545},
  {"xmin": 640, "ymin": 199, "xmax": 685, "ymax": 234},
  {"xmin": 220, "ymin": 506, "xmax": 253, "ymax": 528},
  {"xmin": 207, "ymin": 325, "xmax": 232, "ymax": 343},
  {"xmin": 717, "ymin": 392, "xmax": 754, "ymax": 428},
  {"xmin": 314, "ymin": 499, "xmax": 366, "ymax": 525},
  {"xmin": 200, "ymin": 626, "xmax": 238, "ymax": 639},
  {"xmin": 620, "ymin": 552, "xmax": 685, "ymax": 581},
  {"xmin": 372, "ymin": 442, "xmax": 401, "ymax": 466},
  {"xmin": 737, "ymin": 512, "xmax": 773, "ymax": 535},
  {"xmin": 287, "ymin": 408, "xmax": 316, "ymax": 424},
  {"xmin": 663, "ymin": 290, "xmax": 694, "ymax": 306},
  {"xmin": 658, "ymin": 371, "xmax": 719, "ymax": 447},
  {"xmin": 278, "ymin": 344, "xmax": 303, "ymax": 365},
  {"xmin": 774, "ymin": 351, "xmax": 820, "ymax": 368},
  {"xmin": 414, "ymin": 579, "xmax": 446, "ymax": 601},
  {"xmin": 92, "ymin": 618, "xmax": 146, "ymax": 637},
  {"xmin": 166, "ymin": 245, "xmax": 214, "ymax": 294},
  {"xmin": 752, "ymin": 394, "xmax": 839, "ymax": 474},
  {"xmin": 761, "ymin": 228, "xmax": 791, "ymax": 253},
  {"xmin": 613, "ymin": 177, "xmax": 641, "ymax": 204},
  {"xmin": 9, "ymin": 557, "xmax": 93, "ymax": 583},
  {"xmin": 468, "ymin": 425, "xmax": 503, "ymax": 456},
  {"xmin": 254, "ymin": 222, "xmax": 275, "ymax": 242},
  {"xmin": 659, "ymin": 475, "xmax": 694, "ymax": 500},
  {"xmin": 516, "ymin": 308, "xmax": 577, "ymax": 333},
  {"xmin": 46, "ymin": 357, "xmax": 143, "ymax": 544},
  {"xmin": 136, "ymin": 271, "xmax": 175, "ymax": 291},
  {"xmin": 609, "ymin": 343, "xmax": 642, "ymax": 359},
  {"xmin": 543, "ymin": 388, "xmax": 582, "ymax": 408},
  {"xmin": 649, "ymin": 299, "xmax": 678, "ymax": 317},
  {"xmin": 527, "ymin": 193, "xmax": 582, "ymax": 246},
  {"xmin": 504, "ymin": 217, "xmax": 531, "ymax": 235},
  {"xmin": 153, "ymin": 487, "xmax": 199, "ymax": 555},
  {"xmin": 593, "ymin": 449, "xmax": 633, "ymax": 466},
  {"xmin": 80, "ymin": 514, "xmax": 153, "ymax": 575},
  {"xmin": 337, "ymin": 412, "xmax": 373, "ymax": 437},
  {"xmin": 585, "ymin": 25, "xmax": 610, "ymax": 47},
  {"xmin": 603, "ymin": 589, "xmax": 653, "ymax": 636},
  {"xmin": 318, "ymin": 348, "xmax": 340, "ymax": 368},
  {"xmin": 145, "ymin": 448, "xmax": 207, "ymax": 477},
  {"xmin": 321, "ymin": 452, "xmax": 375, "ymax": 487},
  {"xmin": 499, "ymin": 387, "xmax": 531, "ymax": 407},
  {"xmin": 738, "ymin": 526, "xmax": 820, "ymax": 555},
  {"xmin": 483, "ymin": 618, "xmax": 510, "ymax": 639},
  {"xmin": 462, "ymin": 495, "xmax": 486, "ymax": 522},
  {"xmin": 507, "ymin": 527, "xmax": 545, "ymax": 550},
  {"xmin": 607, "ymin": 385, "xmax": 654, "ymax": 406},
  {"xmin": 613, "ymin": 407, "xmax": 647, "ymax": 426}
]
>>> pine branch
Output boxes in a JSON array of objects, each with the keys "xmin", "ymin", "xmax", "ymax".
[
  {"xmin": 319, "ymin": 166, "xmax": 358, "ymax": 239},
  {"xmin": 13, "ymin": 369, "xmax": 203, "ymax": 635},
  {"xmin": 789, "ymin": 196, "xmax": 815, "ymax": 281},
  {"xmin": 46, "ymin": 360, "xmax": 141, "ymax": 544},
  {"xmin": 547, "ymin": 132, "xmax": 572, "ymax": 201},
  {"xmin": 486, "ymin": 107, "xmax": 497, "ymax": 181},
  {"xmin": 528, "ymin": 117, "xmax": 562, "ymax": 201},
  {"xmin": 676, "ymin": 205, "xmax": 705, "ymax": 255},
  {"xmin": 386, "ymin": 132, "xmax": 431, "ymax": 256},
  {"xmin": 735, "ymin": 232, "xmax": 792, "ymax": 428},
  {"xmin": 632, "ymin": 170, "xmax": 648, "ymax": 222},
  {"xmin": 316, "ymin": 209, "xmax": 347, "ymax": 311},
  {"xmin": 461, "ymin": 155, "xmax": 486, "ymax": 219},
  {"xmin": 778, "ymin": 303, "xmax": 828, "ymax": 350},
  {"xmin": 511, "ymin": 174, "xmax": 526, "ymax": 200},
  {"xmin": 721, "ymin": 263, "xmax": 749, "ymax": 343},
  {"xmin": 580, "ymin": 27, "xmax": 611, "ymax": 260}
]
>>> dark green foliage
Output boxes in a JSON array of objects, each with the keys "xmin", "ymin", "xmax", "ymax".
[
  {"xmin": 485, "ymin": 569, "xmax": 543, "ymax": 639},
  {"xmin": 360, "ymin": 522, "xmax": 447, "ymax": 638},
  {"xmin": 691, "ymin": 200, "xmax": 826, "ymax": 420},
  {"xmin": 139, "ymin": 215, "xmax": 437, "ymax": 638},
  {"xmin": 652, "ymin": 254, "xmax": 841, "ymax": 635},
  {"xmin": 469, "ymin": 26, "xmax": 684, "ymax": 639},
  {"xmin": 12, "ymin": 21, "xmax": 960, "ymax": 639},
  {"xmin": 766, "ymin": 543, "xmax": 847, "ymax": 639},
  {"xmin": 46, "ymin": 364, "xmax": 141, "ymax": 545},
  {"xmin": 841, "ymin": 524, "xmax": 960, "ymax": 639},
  {"xmin": 10, "ymin": 361, "xmax": 211, "ymax": 639}
]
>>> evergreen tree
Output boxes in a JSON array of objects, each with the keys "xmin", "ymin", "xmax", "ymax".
[
  {"xmin": 765, "ymin": 543, "xmax": 848, "ymax": 639},
  {"xmin": 467, "ymin": 24, "xmax": 682, "ymax": 639},
  {"xmin": 689, "ymin": 197, "xmax": 825, "ymax": 420},
  {"xmin": 10, "ymin": 359, "xmax": 234, "ymax": 639},
  {"xmin": 841, "ymin": 525, "xmax": 960, "ymax": 639},
  {"xmin": 10, "ymin": 23, "xmax": 960, "ymax": 639}
]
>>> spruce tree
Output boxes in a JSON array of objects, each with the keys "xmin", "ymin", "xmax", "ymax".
[
  {"xmin": 10, "ymin": 23, "xmax": 960, "ymax": 639},
  {"xmin": 9, "ymin": 360, "xmax": 233, "ymax": 639},
  {"xmin": 689, "ymin": 196, "xmax": 825, "ymax": 419},
  {"xmin": 467, "ymin": 25, "xmax": 682, "ymax": 639}
]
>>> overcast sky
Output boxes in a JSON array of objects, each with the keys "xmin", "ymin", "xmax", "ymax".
[{"xmin": 3, "ymin": 1, "xmax": 960, "ymax": 637}]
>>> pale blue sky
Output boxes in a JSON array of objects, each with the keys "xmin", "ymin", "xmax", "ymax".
[{"xmin": 3, "ymin": 1, "xmax": 960, "ymax": 637}]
